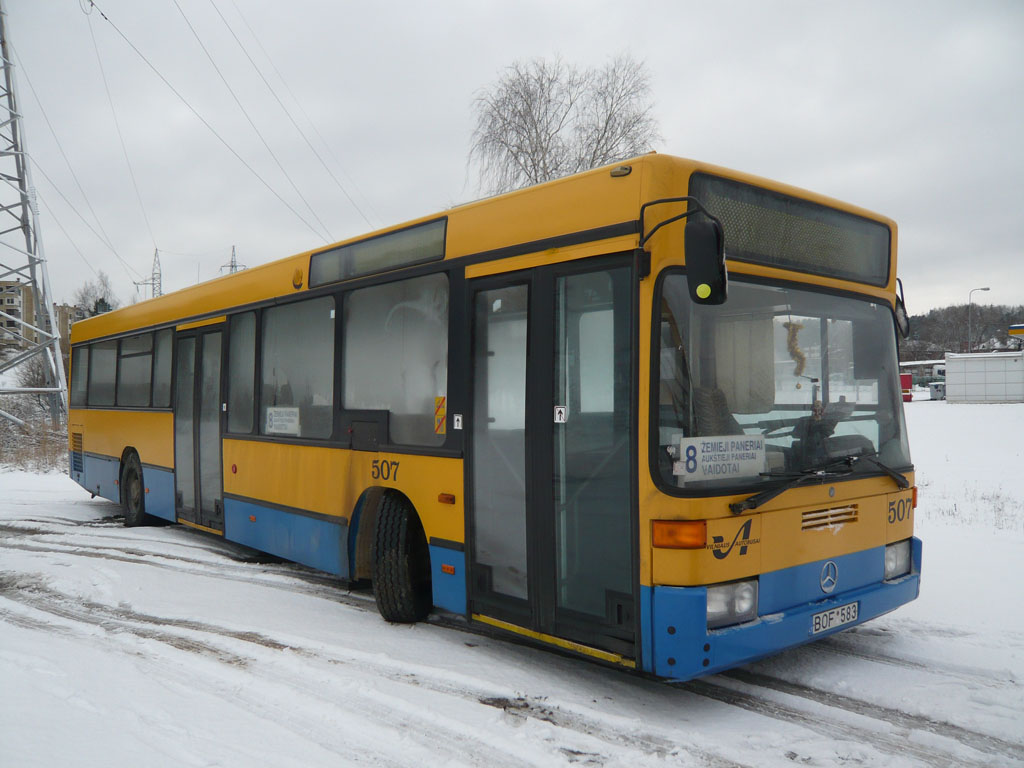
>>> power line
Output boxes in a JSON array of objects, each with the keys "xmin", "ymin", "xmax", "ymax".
[
  {"xmin": 0, "ymin": 0, "xmax": 67, "ymax": 424},
  {"xmin": 159, "ymin": 245, "xmax": 233, "ymax": 257},
  {"xmin": 86, "ymin": 11, "xmax": 157, "ymax": 251},
  {"xmin": 30, "ymin": 155, "xmax": 144, "ymax": 281},
  {"xmin": 35, "ymin": 194, "xmax": 100, "ymax": 280},
  {"xmin": 228, "ymin": 0, "xmax": 382, "ymax": 227},
  {"xmin": 212, "ymin": 0, "xmax": 377, "ymax": 229},
  {"xmin": 10, "ymin": 42, "xmax": 128, "ymax": 267},
  {"xmin": 168, "ymin": 0, "xmax": 333, "ymax": 243},
  {"xmin": 84, "ymin": 0, "xmax": 330, "ymax": 244}
]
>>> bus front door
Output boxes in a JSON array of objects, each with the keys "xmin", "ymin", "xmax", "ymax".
[
  {"xmin": 173, "ymin": 327, "xmax": 225, "ymax": 533},
  {"xmin": 468, "ymin": 257, "xmax": 636, "ymax": 660}
]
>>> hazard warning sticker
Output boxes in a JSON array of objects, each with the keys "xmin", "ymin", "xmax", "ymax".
[{"xmin": 434, "ymin": 396, "xmax": 447, "ymax": 435}]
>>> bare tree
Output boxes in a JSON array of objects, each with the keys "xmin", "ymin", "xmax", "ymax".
[
  {"xmin": 72, "ymin": 271, "xmax": 121, "ymax": 316},
  {"xmin": 469, "ymin": 55, "xmax": 660, "ymax": 195}
]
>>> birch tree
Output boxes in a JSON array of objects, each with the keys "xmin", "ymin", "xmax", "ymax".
[
  {"xmin": 72, "ymin": 271, "xmax": 120, "ymax": 316},
  {"xmin": 469, "ymin": 55, "xmax": 660, "ymax": 195}
]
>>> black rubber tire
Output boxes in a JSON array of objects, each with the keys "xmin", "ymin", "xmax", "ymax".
[
  {"xmin": 121, "ymin": 453, "xmax": 150, "ymax": 528},
  {"xmin": 372, "ymin": 493, "xmax": 432, "ymax": 623}
]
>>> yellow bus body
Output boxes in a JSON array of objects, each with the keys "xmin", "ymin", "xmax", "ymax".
[{"xmin": 68, "ymin": 153, "xmax": 919, "ymax": 680}]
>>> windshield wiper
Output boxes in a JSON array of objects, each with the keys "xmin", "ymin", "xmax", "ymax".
[
  {"xmin": 851, "ymin": 452, "xmax": 910, "ymax": 489},
  {"xmin": 728, "ymin": 453, "xmax": 911, "ymax": 516},
  {"xmin": 729, "ymin": 460, "xmax": 855, "ymax": 515}
]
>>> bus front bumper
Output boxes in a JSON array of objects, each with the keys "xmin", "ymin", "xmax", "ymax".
[{"xmin": 642, "ymin": 537, "xmax": 922, "ymax": 681}]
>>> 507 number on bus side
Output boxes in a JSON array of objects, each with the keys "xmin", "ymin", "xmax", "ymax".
[{"xmin": 371, "ymin": 460, "xmax": 400, "ymax": 481}]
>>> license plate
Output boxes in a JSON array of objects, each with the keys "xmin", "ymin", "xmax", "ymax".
[{"xmin": 811, "ymin": 601, "xmax": 859, "ymax": 634}]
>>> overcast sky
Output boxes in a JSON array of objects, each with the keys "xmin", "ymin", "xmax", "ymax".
[{"xmin": 7, "ymin": 0, "xmax": 1023, "ymax": 314}]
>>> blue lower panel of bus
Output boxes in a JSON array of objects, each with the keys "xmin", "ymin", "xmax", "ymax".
[
  {"xmin": 223, "ymin": 497, "xmax": 348, "ymax": 577},
  {"xmin": 75, "ymin": 452, "xmax": 120, "ymax": 504},
  {"xmin": 70, "ymin": 454, "xmax": 174, "ymax": 523},
  {"xmin": 429, "ymin": 544, "xmax": 467, "ymax": 615},
  {"xmin": 643, "ymin": 538, "xmax": 922, "ymax": 680},
  {"xmin": 140, "ymin": 465, "xmax": 176, "ymax": 522}
]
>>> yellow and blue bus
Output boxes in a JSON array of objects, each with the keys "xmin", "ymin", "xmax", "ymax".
[{"xmin": 68, "ymin": 153, "xmax": 920, "ymax": 680}]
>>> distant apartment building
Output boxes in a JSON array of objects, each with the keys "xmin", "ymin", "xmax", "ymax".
[
  {"xmin": 0, "ymin": 278, "xmax": 84, "ymax": 357},
  {"xmin": 53, "ymin": 302, "xmax": 87, "ymax": 357},
  {"xmin": 0, "ymin": 278, "xmax": 29, "ymax": 349}
]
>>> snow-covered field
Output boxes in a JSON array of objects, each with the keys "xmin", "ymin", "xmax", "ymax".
[{"xmin": 1, "ymin": 400, "xmax": 1022, "ymax": 767}]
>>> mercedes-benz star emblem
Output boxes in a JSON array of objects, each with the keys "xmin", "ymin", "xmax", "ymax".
[{"xmin": 820, "ymin": 561, "xmax": 838, "ymax": 594}]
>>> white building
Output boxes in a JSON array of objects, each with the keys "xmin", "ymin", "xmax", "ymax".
[{"xmin": 944, "ymin": 351, "xmax": 1024, "ymax": 403}]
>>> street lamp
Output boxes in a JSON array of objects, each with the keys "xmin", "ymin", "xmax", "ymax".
[{"xmin": 968, "ymin": 287, "xmax": 990, "ymax": 353}]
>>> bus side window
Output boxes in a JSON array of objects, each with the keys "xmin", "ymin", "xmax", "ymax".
[
  {"xmin": 69, "ymin": 346, "xmax": 89, "ymax": 407},
  {"xmin": 343, "ymin": 273, "xmax": 449, "ymax": 447},
  {"xmin": 116, "ymin": 333, "xmax": 154, "ymax": 407},
  {"xmin": 152, "ymin": 329, "xmax": 172, "ymax": 408},
  {"xmin": 578, "ymin": 309, "xmax": 614, "ymax": 413},
  {"xmin": 227, "ymin": 312, "xmax": 256, "ymax": 433},
  {"xmin": 88, "ymin": 340, "xmax": 118, "ymax": 407},
  {"xmin": 259, "ymin": 297, "xmax": 334, "ymax": 439}
]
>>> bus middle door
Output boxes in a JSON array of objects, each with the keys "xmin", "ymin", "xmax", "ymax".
[{"xmin": 173, "ymin": 324, "xmax": 225, "ymax": 534}]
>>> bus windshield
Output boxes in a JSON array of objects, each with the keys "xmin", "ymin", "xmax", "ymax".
[{"xmin": 655, "ymin": 275, "xmax": 912, "ymax": 491}]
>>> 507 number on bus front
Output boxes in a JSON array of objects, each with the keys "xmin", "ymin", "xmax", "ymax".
[
  {"xmin": 371, "ymin": 460, "xmax": 400, "ymax": 481},
  {"xmin": 888, "ymin": 494, "xmax": 912, "ymax": 524}
]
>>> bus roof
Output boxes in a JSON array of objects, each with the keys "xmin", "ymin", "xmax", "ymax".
[{"xmin": 71, "ymin": 153, "xmax": 897, "ymax": 344}]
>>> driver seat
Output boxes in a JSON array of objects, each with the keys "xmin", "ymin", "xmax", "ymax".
[{"xmin": 693, "ymin": 386, "xmax": 744, "ymax": 436}]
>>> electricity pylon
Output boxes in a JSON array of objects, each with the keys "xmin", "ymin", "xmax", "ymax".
[
  {"xmin": 135, "ymin": 248, "xmax": 162, "ymax": 298},
  {"xmin": 220, "ymin": 245, "xmax": 246, "ymax": 274},
  {"xmin": 0, "ymin": 0, "xmax": 67, "ymax": 427}
]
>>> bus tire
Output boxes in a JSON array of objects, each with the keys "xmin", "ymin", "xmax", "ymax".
[
  {"xmin": 121, "ymin": 453, "xmax": 150, "ymax": 528},
  {"xmin": 372, "ymin": 493, "xmax": 432, "ymax": 623}
]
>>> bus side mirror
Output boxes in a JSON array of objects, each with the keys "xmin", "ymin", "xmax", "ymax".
[
  {"xmin": 894, "ymin": 299, "xmax": 910, "ymax": 339},
  {"xmin": 685, "ymin": 218, "xmax": 727, "ymax": 305},
  {"xmin": 894, "ymin": 278, "xmax": 910, "ymax": 338}
]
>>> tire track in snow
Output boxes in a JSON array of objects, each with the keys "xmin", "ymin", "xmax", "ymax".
[
  {"xmin": 6, "ymin": 510, "xmax": 1020, "ymax": 767},
  {"xmin": 0, "ymin": 534, "xmax": 371, "ymax": 607},
  {"xmin": 0, "ymin": 572, "xmax": 250, "ymax": 666},
  {"xmin": 818, "ymin": 631, "xmax": 1019, "ymax": 687},
  {"xmin": 684, "ymin": 675, "xmax": 1022, "ymax": 768},
  {"xmin": 724, "ymin": 668, "xmax": 1024, "ymax": 763},
  {"xmin": 0, "ymin": 575, "xmax": 536, "ymax": 767},
  {"xmin": 0, "ymin": 572, "xmax": 742, "ymax": 768},
  {"xmin": 4, "ymin": 513, "xmax": 739, "ymax": 763},
  {"xmin": 11, "ymin": 515, "xmax": 321, "ymax": 569}
]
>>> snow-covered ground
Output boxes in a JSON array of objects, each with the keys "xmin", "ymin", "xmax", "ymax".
[{"xmin": 1, "ymin": 400, "xmax": 1022, "ymax": 767}]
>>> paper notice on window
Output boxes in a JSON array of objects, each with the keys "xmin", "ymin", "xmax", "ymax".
[
  {"xmin": 265, "ymin": 407, "xmax": 300, "ymax": 436},
  {"xmin": 673, "ymin": 435, "xmax": 766, "ymax": 483}
]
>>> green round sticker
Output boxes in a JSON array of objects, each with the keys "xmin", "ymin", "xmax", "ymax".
[{"xmin": 696, "ymin": 283, "xmax": 712, "ymax": 299}]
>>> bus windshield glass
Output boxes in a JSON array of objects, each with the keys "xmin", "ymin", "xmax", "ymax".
[{"xmin": 655, "ymin": 275, "xmax": 912, "ymax": 491}]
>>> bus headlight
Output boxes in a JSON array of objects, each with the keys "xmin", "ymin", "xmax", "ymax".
[
  {"xmin": 884, "ymin": 539, "xmax": 911, "ymax": 580},
  {"xmin": 707, "ymin": 579, "xmax": 758, "ymax": 629}
]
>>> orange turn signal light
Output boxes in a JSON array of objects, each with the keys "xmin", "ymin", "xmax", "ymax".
[
  {"xmin": 652, "ymin": 520, "xmax": 707, "ymax": 549},
  {"xmin": 438, "ymin": 493, "xmax": 456, "ymax": 505},
  {"xmin": 912, "ymin": 486, "xmax": 918, "ymax": 508}
]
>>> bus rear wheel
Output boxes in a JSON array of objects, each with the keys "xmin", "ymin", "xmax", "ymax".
[
  {"xmin": 372, "ymin": 493, "xmax": 432, "ymax": 623},
  {"xmin": 121, "ymin": 453, "xmax": 150, "ymax": 528}
]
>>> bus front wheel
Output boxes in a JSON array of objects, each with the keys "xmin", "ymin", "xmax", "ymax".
[
  {"xmin": 121, "ymin": 453, "xmax": 150, "ymax": 528},
  {"xmin": 372, "ymin": 493, "xmax": 432, "ymax": 623}
]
